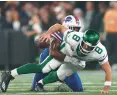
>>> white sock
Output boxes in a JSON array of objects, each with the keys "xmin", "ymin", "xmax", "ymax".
[
  {"xmin": 38, "ymin": 79, "xmax": 44, "ymax": 85},
  {"xmin": 11, "ymin": 69, "xmax": 18, "ymax": 77}
]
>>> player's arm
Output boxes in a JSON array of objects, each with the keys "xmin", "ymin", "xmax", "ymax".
[
  {"xmin": 49, "ymin": 37, "xmax": 71, "ymax": 62},
  {"xmin": 99, "ymin": 53, "xmax": 112, "ymax": 94},
  {"xmin": 101, "ymin": 62, "xmax": 112, "ymax": 82},
  {"xmin": 47, "ymin": 23, "xmax": 67, "ymax": 34},
  {"xmin": 40, "ymin": 24, "xmax": 67, "ymax": 42},
  {"xmin": 101, "ymin": 62, "xmax": 112, "ymax": 94},
  {"xmin": 49, "ymin": 37, "xmax": 66, "ymax": 61}
]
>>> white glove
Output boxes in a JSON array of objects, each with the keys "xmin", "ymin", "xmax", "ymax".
[
  {"xmin": 71, "ymin": 57, "xmax": 86, "ymax": 69},
  {"xmin": 64, "ymin": 56, "xmax": 86, "ymax": 69},
  {"xmin": 76, "ymin": 61, "xmax": 86, "ymax": 69}
]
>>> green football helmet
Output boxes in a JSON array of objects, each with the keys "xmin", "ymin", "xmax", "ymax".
[{"xmin": 79, "ymin": 29, "xmax": 100, "ymax": 55}]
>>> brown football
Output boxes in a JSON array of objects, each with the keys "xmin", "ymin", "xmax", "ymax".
[
  {"xmin": 34, "ymin": 35, "xmax": 49, "ymax": 48},
  {"xmin": 36, "ymin": 40, "xmax": 50, "ymax": 48}
]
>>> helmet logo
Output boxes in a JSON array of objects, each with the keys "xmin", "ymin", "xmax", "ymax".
[{"xmin": 65, "ymin": 16, "xmax": 72, "ymax": 23}]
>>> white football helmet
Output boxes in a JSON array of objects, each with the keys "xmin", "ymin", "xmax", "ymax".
[{"xmin": 62, "ymin": 15, "xmax": 81, "ymax": 32}]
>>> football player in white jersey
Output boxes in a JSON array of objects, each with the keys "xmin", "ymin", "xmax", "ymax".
[
  {"xmin": 0, "ymin": 23, "xmax": 112, "ymax": 94},
  {"xmin": 37, "ymin": 24, "xmax": 112, "ymax": 94}
]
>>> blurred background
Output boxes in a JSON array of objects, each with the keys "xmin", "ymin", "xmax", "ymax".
[{"xmin": 0, "ymin": 1, "xmax": 117, "ymax": 71}]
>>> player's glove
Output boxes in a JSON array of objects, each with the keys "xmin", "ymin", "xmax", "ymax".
[{"xmin": 64, "ymin": 56, "xmax": 86, "ymax": 69}]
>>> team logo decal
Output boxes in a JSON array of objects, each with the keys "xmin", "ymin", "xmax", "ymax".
[{"xmin": 65, "ymin": 16, "xmax": 72, "ymax": 23}]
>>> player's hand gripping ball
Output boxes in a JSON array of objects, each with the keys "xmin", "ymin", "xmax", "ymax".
[{"xmin": 34, "ymin": 35, "xmax": 50, "ymax": 48}]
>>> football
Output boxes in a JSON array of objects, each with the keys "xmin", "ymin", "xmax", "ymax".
[{"xmin": 34, "ymin": 35, "xmax": 49, "ymax": 48}]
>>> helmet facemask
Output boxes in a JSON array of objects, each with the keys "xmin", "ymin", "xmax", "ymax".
[
  {"xmin": 79, "ymin": 40, "xmax": 96, "ymax": 55},
  {"xmin": 68, "ymin": 26, "xmax": 81, "ymax": 32},
  {"xmin": 79, "ymin": 29, "xmax": 100, "ymax": 55}
]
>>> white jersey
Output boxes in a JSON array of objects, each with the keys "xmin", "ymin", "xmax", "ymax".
[{"xmin": 63, "ymin": 29, "xmax": 108, "ymax": 65}]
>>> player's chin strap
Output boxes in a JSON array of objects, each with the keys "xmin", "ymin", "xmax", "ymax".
[
  {"xmin": 104, "ymin": 81, "xmax": 112, "ymax": 87},
  {"xmin": 79, "ymin": 45, "xmax": 88, "ymax": 55}
]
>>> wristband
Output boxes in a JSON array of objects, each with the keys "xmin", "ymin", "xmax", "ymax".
[{"xmin": 104, "ymin": 81, "xmax": 112, "ymax": 86}]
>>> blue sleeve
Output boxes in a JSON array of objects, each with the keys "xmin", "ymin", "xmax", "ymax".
[
  {"xmin": 56, "ymin": 31, "xmax": 63, "ymax": 40},
  {"xmin": 56, "ymin": 31, "xmax": 63, "ymax": 39},
  {"xmin": 40, "ymin": 48, "xmax": 49, "ymax": 63}
]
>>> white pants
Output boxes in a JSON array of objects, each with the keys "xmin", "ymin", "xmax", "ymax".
[
  {"xmin": 57, "ymin": 61, "xmax": 85, "ymax": 81},
  {"xmin": 41, "ymin": 55, "xmax": 85, "ymax": 80},
  {"xmin": 42, "ymin": 56, "xmax": 62, "ymax": 73}
]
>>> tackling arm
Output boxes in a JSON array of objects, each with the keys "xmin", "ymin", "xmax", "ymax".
[
  {"xmin": 47, "ymin": 23, "xmax": 67, "ymax": 34},
  {"xmin": 39, "ymin": 24, "xmax": 68, "ymax": 42},
  {"xmin": 49, "ymin": 37, "xmax": 66, "ymax": 61}
]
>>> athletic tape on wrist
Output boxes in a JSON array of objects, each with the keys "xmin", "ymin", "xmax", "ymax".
[{"xmin": 104, "ymin": 81, "xmax": 111, "ymax": 86}]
